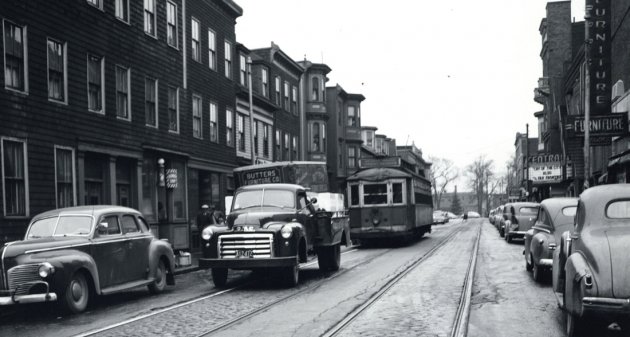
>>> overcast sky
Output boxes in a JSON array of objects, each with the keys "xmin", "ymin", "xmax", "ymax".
[{"xmin": 235, "ymin": 0, "xmax": 586, "ymax": 192}]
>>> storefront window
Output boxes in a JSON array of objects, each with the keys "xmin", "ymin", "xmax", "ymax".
[
  {"xmin": 170, "ymin": 161, "xmax": 186, "ymax": 220},
  {"xmin": 141, "ymin": 157, "xmax": 157, "ymax": 221},
  {"xmin": 84, "ymin": 154, "xmax": 104, "ymax": 205}
]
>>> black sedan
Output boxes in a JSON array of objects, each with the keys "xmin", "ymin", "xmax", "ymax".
[
  {"xmin": 0, "ymin": 205, "xmax": 175, "ymax": 313},
  {"xmin": 523, "ymin": 197, "xmax": 577, "ymax": 282}
]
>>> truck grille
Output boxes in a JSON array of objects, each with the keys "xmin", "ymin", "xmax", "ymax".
[
  {"xmin": 8, "ymin": 264, "xmax": 40, "ymax": 295},
  {"xmin": 218, "ymin": 233, "xmax": 273, "ymax": 258}
]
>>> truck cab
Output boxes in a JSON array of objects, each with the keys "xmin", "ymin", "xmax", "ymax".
[{"xmin": 198, "ymin": 183, "xmax": 348, "ymax": 287}]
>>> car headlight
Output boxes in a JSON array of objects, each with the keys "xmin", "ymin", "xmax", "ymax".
[
  {"xmin": 201, "ymin": 227, "xmax": 214, "ymax": 241},
  {"xmin": 281, "ymin": 225, "xmax": 293, "ymax": 239},
  {"xmin": 38, "ymin": 262, "xmax": 55, "ymax": 278}
]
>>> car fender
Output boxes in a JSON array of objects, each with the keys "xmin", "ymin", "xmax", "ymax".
[
  {"xmin": 266, "ymin": 221, "xmax": 305, "ymax": 257},
  {"xmin": 552, "ymin": 231, "xmax": 571, "ymax": 294},
  {"xmin": 524, "ymin": 229, "xmax": 534, "ymax": 261},
  {"xmin": 28, "ymin": 249, "xmax": 101, "ymax": 294},
  {"xmin": 148, "ymin": 239, "xmax": 176, "ymax": 285},
  {"xmin": 564, "ymin": 252, "xmax": 595, "ymax": 315}
]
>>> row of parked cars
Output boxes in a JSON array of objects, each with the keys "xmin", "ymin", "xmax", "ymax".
[{"xmin": 488, "ymin": 185, "xmax": 630, "ymax": 337}]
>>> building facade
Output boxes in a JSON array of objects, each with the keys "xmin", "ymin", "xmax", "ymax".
[{"xmin": 0, "ymin": 0, "xmax": 243, "ymax": 248}]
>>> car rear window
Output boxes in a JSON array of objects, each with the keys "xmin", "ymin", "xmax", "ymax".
[
  {"xmin": 519, "ymin": 207, "xmax": 539, "ymax": 215},
  {"xmin": 562, "ymin": 206, "xmax": 577, "ymax": 217},
  {"xmin": 606, "ymin": 201, "xmax": 630, "ymax": 218}
]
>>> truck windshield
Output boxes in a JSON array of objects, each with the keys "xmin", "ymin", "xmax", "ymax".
[
  {"xmin": 26, "ymin": 215, "xmax": 93, "ymax": 239},
  {"xmin": 233, "ymin": 189, "xmax": 295, "ymax": 211}
]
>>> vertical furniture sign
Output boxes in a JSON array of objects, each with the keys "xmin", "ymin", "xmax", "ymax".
[{"xmin": 586, "ymin": 0, "xmax": 611, "ymax": 115}]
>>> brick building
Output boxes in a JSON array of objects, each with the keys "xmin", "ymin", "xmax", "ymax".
[{"xmin": 0, "ymin": 0, "xmax": 243, "ymax": 249}]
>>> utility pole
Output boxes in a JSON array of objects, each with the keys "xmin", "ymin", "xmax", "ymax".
[
  {"xmin": 583, "ymin": 8, "xmax": 591, "ymax": 190},
  {"xmin": 247, "ymin": 56, "xmax": 256, "ymax": 165},
  {"xmin": 525, "ymin": 124, "xmax": 529, "ymax": 201}
]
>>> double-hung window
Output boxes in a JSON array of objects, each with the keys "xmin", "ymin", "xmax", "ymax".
[
  {"xmin": 209, "ymin": 102, "xmax": 218, "ymax": 142},
  {"xmin": 208, "ymin": 30, "xmax": 216, "ymax": 70},
  {"xmin": 144, "ymin": 0, "xmax": 156, "ymax": 36},
  {"xmin": 348, "ymin": 146, "xmax": 357, "ymax": 168},
  {"xmin": 47, "ymin": 38, "xmax": 66, "ymax": 103},
  {"xmin": 192, "ymin": 94, "xmax": 202, "ymax": 139},
  {"xmin": 167, "ymin": 1, "xmax": 178, "ymax": 48},
  {"xmin": 275, "ymin": 130, "xmax": 281, "ymax": 160},
  {"xmin": 224, "ymin": 40, "xmax": 232, "ymax": 78},
  {"xmin": 115, "ymin": 0, "xmax": 129, "ymax": 22},
  {"xmin": 168, "ymin": 87, "xmax": 179, "ymax": 132},
  {"xmin": 226, "ymin": 109, "xmax": 234, "ymax": 146},
  {"xmin": 3, "ymin": 20, "xmax": 27, "ymax": 92},
  {"xmin": 87, "ymin": 0, "xmax": 102, "ymax": 9},
  {"xmin": 191, "ymin": 18, "xmax": 200, "ymax": 62},
  {"xmin": 291, "ymin": 86, "xmax": 298, "ymax": 115},
  {"xmin": 274, "ymin": 76, "xmax": 281, "ymax": 105},
  {"xmin": 263, "ymin": 124, "xmax": 270, "ymax": 157},
  {"xmin": 116, "ymin": 65, "xmax": 130, "ymax": 120},
  {"xmin": 55, "ymin": 146, "xmax": 75, "ymax": 209},
  {"xmin": 261, "ymin": 68, "xmax": 268, "ymax": 97},
  {"xmin": 283, "ymin": 81, "xmax": 290, "ymax": 111},
  {"xmin": 2, "ymin": 138, "xmax": 28, "ymax": 216},
  {"xmin": 237, "ymin": 114, "xmax": 245, "ymax": 151},
  {"xmin": 292, "ymin": 136, "xmax": 298, "ymax": 160},
  {"xmin": 284, "ymin": 133, "xmax": 290, "ymax": 160},
  {"xmin": 87, "ymin": 54, "xmax": 104, "ymax": 113},
  {"xmin": 145, "ymin": 77, "xmax": 157, "ymax": 127},
  {"xmin": 239, "ymin": 54, "xmax": 247, "ymax": 87},
  {"xmin": 348, "ymin": 106, "xmax": 356, "ymax": 126}
]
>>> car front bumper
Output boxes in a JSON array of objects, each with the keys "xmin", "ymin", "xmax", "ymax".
[
  {"xmin": 582, "ymin": 297, "xmax": 630, "ymax": 315},
  {"xmin": 199, "ymin": 256, "xmax": 297, "ymax": 269},
  {"xmin": 507, "ymin": 230, "xmax": 527, "ymax": 238},
  {"xmin": 0, "ymin": 292, "xmax": 57, "ymax": 305}
]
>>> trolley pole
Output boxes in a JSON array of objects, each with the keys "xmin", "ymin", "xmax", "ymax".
[{"xmin": 525, "ymin": 123, "xmax": 529, "ymax": 201}]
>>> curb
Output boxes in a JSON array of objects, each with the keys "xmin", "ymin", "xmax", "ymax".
[{"xmin": 173, "ymin": 265, "xmax": 201, "ymax": 276}]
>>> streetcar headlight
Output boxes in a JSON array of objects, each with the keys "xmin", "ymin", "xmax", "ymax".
[
  {"xmin": 38, "ymin": 262, "xmax": 55, "ymax": 278},
  {"xmin": 201, "ymin": 227, "xmax": 214, "ymax": 241},
  {"xmin": 281, "ymin": 225, "xmax": 293, "ymax": 239},
  {"xmin": 372, "ymin": 218, "xmax": 380, "ymax": 225}
]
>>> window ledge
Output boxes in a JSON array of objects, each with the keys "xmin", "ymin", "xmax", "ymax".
[
  {"xmin": 48, "ymin": 98, "xmax": 68, "ymax": 106},
  {"xmin": 5, "ymin": 87, "xmax": 29, "ymax": 96}
]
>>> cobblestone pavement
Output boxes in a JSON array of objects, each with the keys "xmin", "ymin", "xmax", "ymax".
[{"xmin": 334, "ymin": 221, "xmax": 479, "ymax": 337}]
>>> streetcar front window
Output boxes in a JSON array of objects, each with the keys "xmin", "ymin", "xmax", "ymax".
[
  {"xmin": 363, "ymin": 183, "xmax": 388, "ymax": 205},
  {"xmin": 392, "ymin": 183, "xmax": 403, "ymax": 204},
  {"xmin": 350, "ymin": 184, "xmax": 359, "ymax": 206}
]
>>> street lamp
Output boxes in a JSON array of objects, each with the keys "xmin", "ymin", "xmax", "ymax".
[{"xmin": 247, "ymin": 56, "xmax": 256, "ymax": 164}]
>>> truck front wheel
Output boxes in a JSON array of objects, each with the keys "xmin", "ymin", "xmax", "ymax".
[
  {"xmin": 318, "ymin": 244, "xmax": 340, "ymax": 272},
  {"xmin": 212, "ymin": 268, "xmax": 228, "ymax": 288}
]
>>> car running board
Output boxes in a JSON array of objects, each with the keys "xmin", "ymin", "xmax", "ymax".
[
  {"xmin": 101, "ymin": 278, "xmax": 154, "ymax": 295},
  {"xmin": 553, "ymin": 291, "xmax": 565, "ymax": 310}
]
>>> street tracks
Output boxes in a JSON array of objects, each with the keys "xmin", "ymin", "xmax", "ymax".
[{"xmin": 322, "ymin": 221, "xmax": 482, "ymax": 337}]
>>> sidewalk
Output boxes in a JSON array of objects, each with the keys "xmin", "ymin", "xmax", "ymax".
[{"xmin": 173, "ymin": 251, "xmax": 202, "ymax": 275}]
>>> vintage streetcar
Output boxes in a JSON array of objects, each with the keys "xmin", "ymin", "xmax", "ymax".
[
  {"xmin": 0, "ymin": 206, "xmax": 176, "ymax": 313},
  {"xmin": 198, "ymin": 162, "xmax": 349, "ymax": 287},
  {"xmin": 346, "ymin": 156, "xmax": 433, "ymax": 243}
]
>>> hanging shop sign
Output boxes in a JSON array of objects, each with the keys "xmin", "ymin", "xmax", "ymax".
[{"xmin": 565, "ymin": 115, "xmax": 628, "ymax": 140}]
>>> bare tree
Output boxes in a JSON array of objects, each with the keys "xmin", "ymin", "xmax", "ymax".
[
  {"xmin": 429, "ymin": 156, "xmax": 459, "ymax": 210},
  {"xmin": 465, "ymin": 155, "xmax": 494, "ymax": 215}
]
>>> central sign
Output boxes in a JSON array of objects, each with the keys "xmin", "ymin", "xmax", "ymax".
[{"xmin": 529, "ymin": 164, "xmax": 562, "ymax": 184}]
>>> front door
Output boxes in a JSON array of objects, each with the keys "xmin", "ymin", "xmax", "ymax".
[{"xmin": 91, "ymin": 214, "xmax": 127, "ymax": 288}]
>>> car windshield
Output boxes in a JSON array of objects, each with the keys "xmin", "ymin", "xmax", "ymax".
[
  {"xmin": 232, "ymin": 189, "xmax": 295, "ymax": 211},
  {"xmin": 518, "ymin": 207, "xmax": 539, "ymax": 215},
  {"xmin": 26, "ymin": 215, "xmax": 93, "ymax": 239}
]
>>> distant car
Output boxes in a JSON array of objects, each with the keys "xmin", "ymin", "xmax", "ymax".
[
  {"xmin": 524, "ymin": 198, "xmax": 577, "ymax": 282},
  {"xmin": 0, "ymin": 206, "xmax": 176, "ymax": 314},
  {"xmin": 489, "ymin": 209, "xmax": 496, "ymax": 224},
  {"xmin": 503, "ymin": 202, "xmax": 539, "ymax": 243},
  {"xmin": 552, "ymin": 185, "xmax": 630, "ymax": 336},
  {"xmin": 433, "ymin": 211, "xmax": 448, "ymax": 224},
  {"xmin": 494, "ymin": 205, "xmax": 505, "ymax": 230},
  {"xmin": 446, "ymin": 212, "xmax": 458, "ymax": 219},
  {"xmin": 466, "ymin": 211, "xmax": 481, "ymax": 218}
]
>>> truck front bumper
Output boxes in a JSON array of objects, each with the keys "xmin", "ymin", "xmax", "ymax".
[{"xmin": 199, "ymin": 256, "xmax": 297, "ymax": 269}]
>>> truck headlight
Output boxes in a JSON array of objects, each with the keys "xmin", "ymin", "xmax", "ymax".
[
  {"xmin": 38, "ymin": 262, "xmax": 55, "ymax": 278},
  {"xmin": 202, "ymin": 227, "xmax": 213, "ymax": 241},
  {"xmin": 281, "ymin": 225, "xmax": 293, "ymax": 239}
]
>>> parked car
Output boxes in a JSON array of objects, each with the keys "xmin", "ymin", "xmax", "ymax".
[
  {"xmin": 446, "ymin": 212, "xmax": 458, "ymax": 220},
  {"xmin": 433, "ymin": 211, "xmax": 448, "ymax": 224},
  {"xmin": 489, "ymin": 209, "xmax": 496, "ymax": 225},
  {"xmin": 524, "ymin": 197, "xmax": 577, "ymax": 282},
  {"xmin": 498, "ymin": 203, "xmax": 513, "ymax": 236},
  {"xmin": 552, "ymin": 185, "xmax": 630, "ymax": 336},
  {"xmin": 503, "ymin": 202, "xmax": 539, "ymax": 243},
  {"xmin": 0, "ymin": 206, "xmax": 176, "ymax": 314},
  {"xmin": 493, "ymin": 205, "xmax": 505, "ymax": 231}
]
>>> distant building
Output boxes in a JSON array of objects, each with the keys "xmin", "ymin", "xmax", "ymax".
[{"xmin": 298, "ymin": 59, "xmax": 332, "ymax": 162}]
